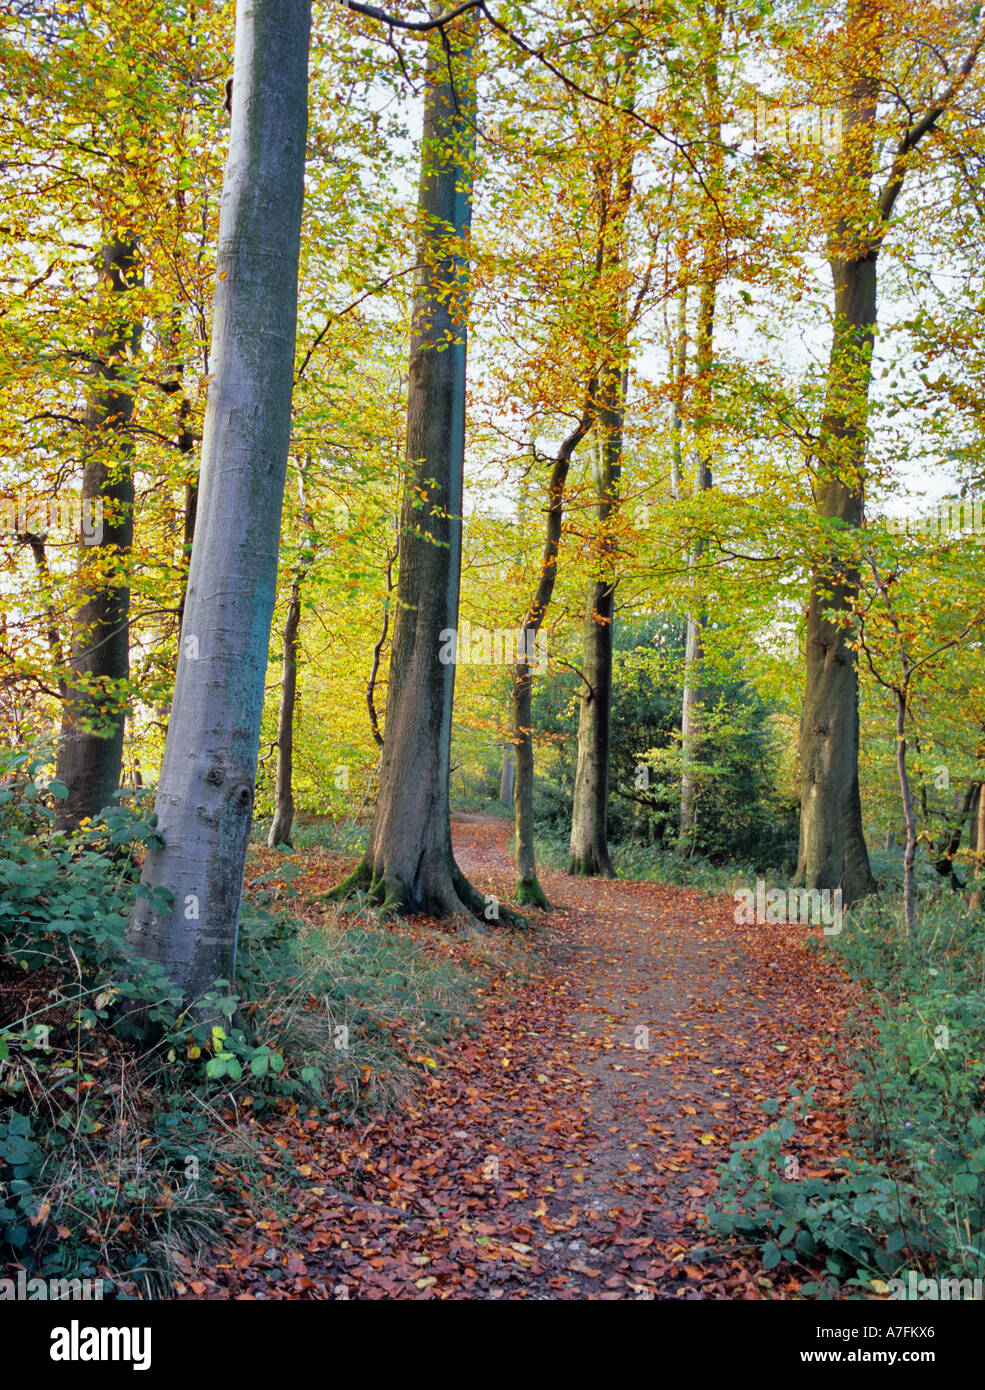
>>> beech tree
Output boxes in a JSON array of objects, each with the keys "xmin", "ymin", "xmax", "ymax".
[
  {"xmin": 512, "ymin": 406, "xmax": 595, "ymax": 906},
  {"xmin": 796, "ymin": 0, "xmax": 985, "ymax": 902},
  {"xmin": 568, "ymin": 59, "xmax": 637, "ymax": 879},
  {"xmin": 128, "ymin": 0, "xmax": 312, "ymax": 1001},
  {"xmin": 677, "ymin": 3, "xmax": 723, "ymax": 854},
  {"xmin": 268, "ymin": 469, "xmax": 317, "ymax": 850},
  {"xmin": 56, "ymin": 237, "xmax": 141, "ymax": 828},
  {"xmin": 330, "ymin": 14, "xmax": 499, "ymax": 922}
]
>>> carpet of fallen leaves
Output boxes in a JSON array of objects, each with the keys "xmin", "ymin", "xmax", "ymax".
[{"xmin": 186, "ymin": 816, "xmax": 858, "ymax": 1300}]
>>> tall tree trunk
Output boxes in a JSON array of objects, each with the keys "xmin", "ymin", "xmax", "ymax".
[
  {"xmin": 56, "ymin": 237, "xmax": 140, "ymax": 828},
  {"xmin": 366, "ymin": 539, "xmax": 396, "ymax": 748},
  {"xmin": 894, "ymin": 688, "xmax": 917, "ymax": 932},
  {"xmin": 678, "ymin": 278, "xmax": 716, "ymax": 853},
  {"xmin": 268, "ymin": 577, "xmax": 301, "ymax": 849},
  {"xmin": 796, "ymin": 259, "xmax": 879, "ymax": 901},
  {"xmin": 127, "ymin": 0, "xmax": 311, "ymax": 1004},
  {"xmin": 796, "ymin": 0, "xmax": 882, "ymax": 902},
  {"xmin": 165, "ymin": 306, "xmax": 198, "ymax": 633},
  {"xmin": 568, "ymin": 61, "xmax": 636, "ymax": 880},
  {"xmin": 568, "ymin": 376, "xmax": 622, "ymax": 879},
  {"xmin": 970, "ymin": 783, "xmax": 985, "ymax": 911},
  {"xmin": 678, "ymin": 608, "xmax": 706, "ymax": 851},
  {"xmin": 268, "ymin": 473, "xmax": 315, "ymax": 849},
  {"xmin": 513, "ymin": 404, "xmax": 595, "ymax": 906},
  {"xmin": 176, "ymin": 417, "xmax": 198, "ymax": 632},
  {"xmin": 677, "ymin": 2, "xmax": 722, "ymax": 855},
  {"xmin": 330, "ymin": 17, "xmax": 493, "ymax": 923},
  {"xmin": 795, "ymin": 0, "xmax": 985, "ymax": 900}
]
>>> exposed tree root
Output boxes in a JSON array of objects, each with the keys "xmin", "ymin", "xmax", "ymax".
[
  {"xmin": 320, "ymin": 854, "xmax": 527, "ymax": 932},
  {"xmin": 319, "ymin": 859, "xmax": 373, "ymax": 903},
  {"xmin": 452, "ymin": 862, "xmax": 526, "ymax": 928},
  {"xmin": 568, "ymin": 852, "xmax": 616, "ymax": 879},
  {"xmin": 515, "ymin": 873, "xmax": 550, "ymax": 909}
]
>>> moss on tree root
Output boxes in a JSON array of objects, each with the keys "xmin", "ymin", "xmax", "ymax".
[
  {"xmin": 374, "ymin": 875, "xmax": 409, "ymax": 917},
  {"xmin": 452, "ymin": 864, "xmax": 527, "ymax": 928},
  {"xmin": 567, "ymin": 853, "xmax": 615, "ymax": 878},
  {"xmin": 514, "ymin": 874, "xmax": 550, "ymax": 910},
  {"xmin": 320, "ymin": 855, "xmax": 528, "ymax": 931},
  {"xmin": 314, "ymin": 858, "xmax": 373, "ymax": 903}
]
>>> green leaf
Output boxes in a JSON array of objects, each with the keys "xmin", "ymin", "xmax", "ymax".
[{"xmin": 761, "ymin": 1240, "xmax": 783, "ymax": 1269}]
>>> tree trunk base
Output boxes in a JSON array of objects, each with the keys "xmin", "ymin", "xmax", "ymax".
[
  {"xmin": 321, "ymin": 854, "xmax": 526, "ymax": 929},
  {"xmin": 792, "ymin": 857, "xmax": 876, "ymax": 907},
  {"xmin": 568, "ymin": 850, "xmax": 615, "ymax": 878},
  {"xmin": 514, "ymin": 873, "xmax": 550, "ymax": 909},
  {"xmin": 320, "ymin": 858, "xmax": 374, "ymax": 903}
]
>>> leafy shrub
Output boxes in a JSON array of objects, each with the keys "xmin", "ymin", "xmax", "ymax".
[
  {"xmin": 707, "ymin": 1089, "xmax": 924, "ymax": 1295},
  {"xmin": 0, "ymin": 750, "xmax": 488, "ymax": 1291},
  {"xmin": 708, "ymin": 895, "xmax": 985, "ymax": 1293}
]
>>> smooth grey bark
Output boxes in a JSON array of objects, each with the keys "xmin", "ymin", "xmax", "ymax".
[
  {"xmin": 677, "ymin": 17, "xmax": 721, "ymax": 856},
  {"xmin": 499, "ymin": 746, "xmax": 514, "ymax": 805},
  {"xmin": 678, "ymin": 276, "xmax": 716, "ymax": 854},
  {"xmin": 330, "ymin": 18, "xmax": 501, "ymax": 924},
  {"xmin": 512, "ymin": 403, "xmax": 595, "ymax": 907},
  {"xmin": 56, "ymin": 237, "xmax": 141, "ymax": 828},
  {"xmin": 797, "ymin": 3, "xmax": 985, "ymax": 903},
  {"xmin": 127, "ymin": 0, "xmax": 311, "ymax": 1003}
]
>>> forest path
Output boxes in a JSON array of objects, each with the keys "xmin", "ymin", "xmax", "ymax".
[{"xmin": 201, "ymin": 815, "xmax": 853, "ymax": 1300}]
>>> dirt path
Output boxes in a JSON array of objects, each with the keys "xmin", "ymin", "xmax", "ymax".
[{"xmin": 200, "ymin": 816, "xmax": 854, "ymax": 1300}]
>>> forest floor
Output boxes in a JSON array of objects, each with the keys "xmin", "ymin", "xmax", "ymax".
[{"xmin": 194, "ymin": 814, "xmax": 857, "ymax": 1300}]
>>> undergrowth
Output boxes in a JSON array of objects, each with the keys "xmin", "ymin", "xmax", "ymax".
[
  {"xmin": 707, "ymin": 892, "xmax": 985, "ymax": 1299},
  {"xmin": 0, "ymin": 751, "xmax": 506, "ymax": 1295}
]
